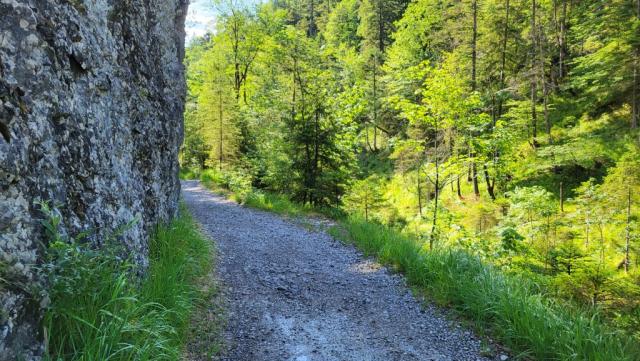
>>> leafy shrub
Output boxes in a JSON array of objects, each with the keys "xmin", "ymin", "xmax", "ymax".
[
  {"xmin": 179, "ymin": 167, "xmax": 201, "ymax": 180},
  {"xmin": 199, "ymin": 168, "xmax": 253, "ymax": 202}
]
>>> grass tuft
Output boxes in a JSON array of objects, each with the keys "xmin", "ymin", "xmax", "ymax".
[{"xmin": 42, "ymin": 203, "xmax": 214, "ymax": 361}]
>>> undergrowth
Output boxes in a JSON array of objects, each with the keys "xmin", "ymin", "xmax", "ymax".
[{"xmin": 40, "ymin": 202, "xmax": 213, "ymax": 361}]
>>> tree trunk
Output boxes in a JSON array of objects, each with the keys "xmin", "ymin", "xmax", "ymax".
[
  {"xmin": 483, "ymin": 164, "xmax": 496, "ymax": 200},
  {"xmin": 430, "ymin": 170, "xmax": 439, "ymax": 251},
  {"xmin": 372, "ymin": 54, "xmax": 378, "ymax": 151},
  {"xmin": 559, "ymin": 0, "xmax": 567, "ymax": 80},
  {"xmin": 497, "ymin": 0, "xmax": 510, "ymax": 118},
  {"xmin": 219, "ymin": 89, "xmax": 224, "ymax": 171},
  {"xmin": 417, "ymin": 167, "xmax": 423, "ymax": 217},
  {"xmin": 634, "ymin": 0, "xmax": 640, "ymax": 129},
  {"xmin": 625, "ymin": 187, "xmax": 632, "ymax": 272},
  {"xmin": 377, "ymin": 0, "xmax": 385, "ymax": 53},
  {"xmin": 308, "ymin": 0, "xmax": 317, "ymax": 37},
  {"xmin": 539, "ymin": 22, "xmax": 551, "ymax": 142},
  {"xmin": 471, "ymin": 0, "xmax": 478, "ymax": 92},
  {"xmin": 365, "ymin": 192, "xmax": 369, "ymax": 221},
  {"xmin": 472, "ymin": 160, "xmax": 480, "ymax": 197},
  {"xmin": 430, "ymin": 120, "xmax": 440, "ymax": 251},
  {"xmin": 585, "ymin": 213, "xmax": 590, "ymax": 247},
  {"xmin": 313, "ymin": 108, "xmax": 320, "ymax": 193},
  {"xmin": 559, "ymin": 181, "xmax": 564, "ymax": 212},
  {"xmin": 530, "ymin": 0, "xmax": 539, "ymax": 148}
]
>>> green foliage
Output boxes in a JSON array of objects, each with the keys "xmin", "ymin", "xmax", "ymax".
[
  {"xmin": 499, "ymin": 227, "xmax": 524, "ymax": 252},
  {"xmin": 184, "ymin": 0, "xmax": 640, "ymax": 349},
  {"xmin": 245, "ymin": 191, "xmax": 309, "ymax": 216},
  {"xmin": 342, "ymin": 175, "xmax": 386, "ymax": 221},
  {"xmin": 200, "ymin": 168, "xmax": 253, "ymax": 201},
  {"xmin": 40, "ymin": 203, "xmax": 213, "ymax": 361}
]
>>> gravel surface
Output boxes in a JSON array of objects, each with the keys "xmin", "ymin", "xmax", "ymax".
[{"xmin": 182, "ymin": 181, "xmax": 502, "ymax": 361}]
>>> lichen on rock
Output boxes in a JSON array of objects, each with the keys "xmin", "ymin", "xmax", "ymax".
[{"xmin": 0, "ymin": 0, "xmax": 188, "ymax": 359}]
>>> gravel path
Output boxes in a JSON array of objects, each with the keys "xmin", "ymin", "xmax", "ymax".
[{"xmin": 182, "ymin": 181, "xmax": 500, "ymax": 361}]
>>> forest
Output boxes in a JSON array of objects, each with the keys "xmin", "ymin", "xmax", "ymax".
[{"xmin": 181, "ymin": 0, "xmax": 640, "ymax": 350}]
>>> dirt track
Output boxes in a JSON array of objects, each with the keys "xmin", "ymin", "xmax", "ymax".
[{"xmin": 182, "ymin": 180, "xmax": 499, "ymax": 361}]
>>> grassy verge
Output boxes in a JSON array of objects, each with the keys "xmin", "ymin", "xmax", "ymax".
[
  {"xmin": 330, "ymin": 217, "xmax": 640, "ymax": 361},
  {"xmin": 42, "ymin": 203, "xmax": 217, "ymax": 361}
]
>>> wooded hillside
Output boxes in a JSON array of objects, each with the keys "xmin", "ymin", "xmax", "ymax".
[{"xmin": 182, "ymin": 0, "xmax": 640, "ymax": 342}]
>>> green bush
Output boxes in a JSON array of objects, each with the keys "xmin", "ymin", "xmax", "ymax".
[
  {"xmin": 199, "ymin": 168, "xmax": 253, "ymax": 202},
  {"xmin": 179, "ymin": 167, "xmax": 201, "ymax": 180},
  {"xmin": 40, "ymin": 202, "xmax": 212, "ymax": 361},
  {"xmin": 332, "ymin": 217, "xmax": 640, "ymax": 361}
]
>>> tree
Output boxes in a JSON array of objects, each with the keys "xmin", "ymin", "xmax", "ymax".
[
  {"xmin": 343, "ymin": 175, "xmax": 386, "ymax": 221},
  {"xmin": 397, "ymin": 52, "xmax": 480, "ymax": 249},
  {"xmin": 216, "ymin": 0, "xmax": 265, "ymax": 103},
  {"xmin": 278, "ymin": 27, "xmax": 356, "ymax": 205}
]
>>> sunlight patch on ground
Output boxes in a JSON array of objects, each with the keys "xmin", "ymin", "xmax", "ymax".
[{"xmin": 349, "ymin": 260, "xmax": 383, "ymax": 274}]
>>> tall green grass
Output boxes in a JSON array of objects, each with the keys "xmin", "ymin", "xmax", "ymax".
[
  {"xmin": 42, "ymin": 204, "xmax": 213, "ymax": 361},
  {"xmin": 331, "ymin": 217, "xmax": 640, "ymax": 361},
  {"xmin": 244, "ymin": 191, "xmax": 310, "ymax": 216}
]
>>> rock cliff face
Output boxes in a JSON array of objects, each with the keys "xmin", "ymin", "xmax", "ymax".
[{"xmin": 0, "ymin": 0, "xmax": 188, "ymax": 359}]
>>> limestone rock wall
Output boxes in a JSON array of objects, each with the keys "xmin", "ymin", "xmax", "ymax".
[{"xmin": 0, "ymin": 0, "xmax": 188, "ymax": 359}]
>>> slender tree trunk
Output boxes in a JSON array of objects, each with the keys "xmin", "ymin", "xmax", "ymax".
[
  {"xmin": 470, "ymin": 0, "xmax": 480, "ymax": 198},
  {"xmin": 365, "ymin": 190, "xmax": 369, "ymax": 221},
  {"xmin": 430, "ymin": 170, "xmax": 439, "ymax": 251},
  {"xmin": 530, "ymin": 0, "xmax": 539, "ymax": 148},
  {"xmin": 633, "ymin": 0, "xmax": 640, "ymax": 129},
  {"xmin": 219, "ymin": 89, "xmax": 224, "ymax": 171},
  {"xmin": 634, "ymin": 61, "xmax": 639, "ymax": 129},
  {"xmin": 377, "ymin": 0, "xmax": 384, "ymax": 53},
  {"xmin": 233, "ymin": 18, "xmax": 241, "ymax": 101},
  {"xmin": 585, "ymin": 213, "xmax": 590, "ymax": 247},
  {"xmin": 233, "ymin": 17, "xmax": 241, "ymax": 101},
  {"xmin": 497, "ymin": 0, "xmax": 510, "ymax": 118},
  {"xmin": 599, "ymin": 224, "xmax": 605, "ymax": 264},
  {"xmin": 308, "ymin": 0, "xmax": 317, "ymax": 37},
  {"xmin": 539, "ymin": 25, "xmax": 551, "ymax": 141},
  {"xmin": 484, "ymin": 0, "xmax": 510, "ymax": 200},
  {"xmin": 372, "ymin": 54, "xmax": 378, "ymax": 151},
  {"xmin": 483, "ymin": 164, "xmax": 496, "ymax": 200},
  {"xmin": 471, "ymin": 0, "xmax": 478, "ymax": 92},
  {"xmin": 559, "ymin": 0, "xmax": 567, "ymax": 80},
  {"xmin": 417, "ymin": 167, "xmax": 423, "ymax": 217},
  {"xmin": 430, "ymin": 121, "xmax": 440, "ymax": 251},
  {"xmin": 559, "ymin": 181, "xmax": 564, "ymax": 212},
  {"xmin": 314, "ymin": 108, "xmax": 320, "ymax": 193},
  {"xmin": 472, "ymin": 161, "xmax": 480, "ymax": 197},
  {"xmin": 468, "ymin": 150, "xmax": 473, "ymax": 182},
  {"xmin": 625, "ymin": 187, "xmax": 632, "ymax": 272}
]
